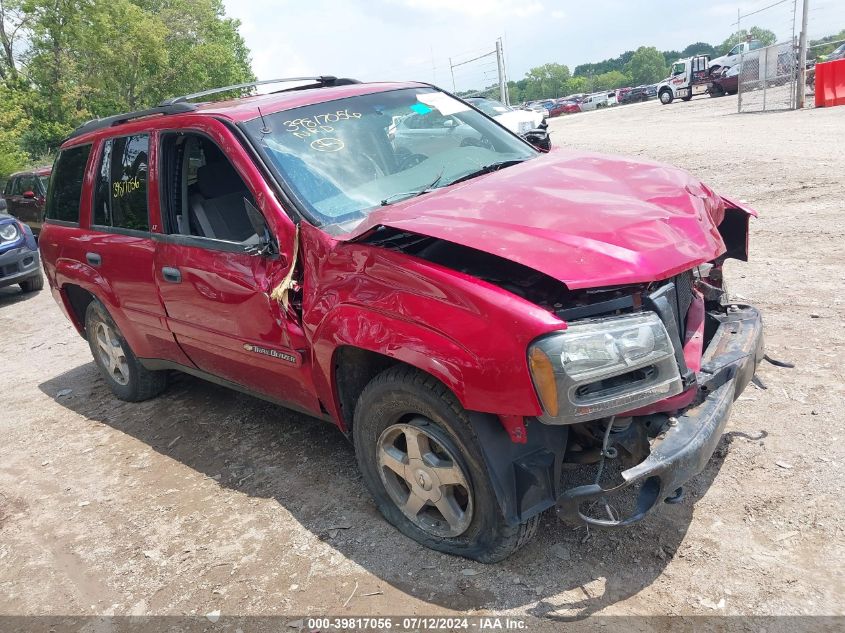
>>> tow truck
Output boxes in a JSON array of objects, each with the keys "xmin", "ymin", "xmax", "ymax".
[{"xmin": 657, "ymin": 55, "xmax": 712, "ymax": 104}]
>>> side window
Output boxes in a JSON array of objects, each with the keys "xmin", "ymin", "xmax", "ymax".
[
  {"xmin": 45, "ymin": 144, "xmax": 92, "ymax": 223},
  {"xmin": 94, "ymin": 134, "xmax": 150, "ymax": 231},
  {"xmin": 9, "ymin": 177, "xmax": 22, "ymax": 195},
  {"xmin": 18, "ymin": 175, "xmax": 37, "ymax": 194},
  {"xmin": 159, "ymin": 133, "xmax": 258, "ymax": 244}
]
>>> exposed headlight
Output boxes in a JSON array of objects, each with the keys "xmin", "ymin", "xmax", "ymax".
[
  {"xmin": 528, "ymin": 312, "xmax": 683, "ymax": 424},
  {"xmin": 0, "ymin": 223, "xmax": 20, "ymax": 242}
]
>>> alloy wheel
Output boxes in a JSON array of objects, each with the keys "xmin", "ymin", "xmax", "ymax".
[
  {"xmin": 377, "ymin": 420, "xmax": 473, "ymax": 538},
  {"xmin": 94, "ymin": 321, "xmax": 130, "ymax": 386}
]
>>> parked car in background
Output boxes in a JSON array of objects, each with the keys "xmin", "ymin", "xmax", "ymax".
[
  {"xmin": 817, "ymin": 42, "xmax": 845, "ymax": 62},
  {"xmin": 578, "ymin": 92, "xmax": 608, "ymax": 111},
  {"xmin": 40, "ymin": 77, "xmax": 762, "ymax": 563},
  {"xmin": 605, "ymin": 92, "xmax": 618, "ymax": 107},
  {"xmin": 644, "ymin": 84, "xmax": 658, "ymax": 98},
  {"xmin": 559, "ymin": 99, "xmax": 582, "ymax": 114},
  {"xmin": 465, "ymin": 97, "xmax": 544, "ymax": 132},
  {"xmin": 620, "ymin": 86, "xmax": 648, "ymax": 104},
  {"xmin": 709, "ymin": 65, "xmax": 740, "ymax": 96},
  {"xmin": 2, "ymin": 167, "xmax": 51, "ymax": 236},
  {"xmin": 709, "ymin": 39, "xmax": 763, "ymax": 74},
  {"xmin": 464, "ymin": 97, "xmax": 549, "ymax": 148},
  {"xmin": 0, "ymin": 213, "xmax": 43, "ymax": 293},
  {"xmin": 520, "ymin": 101, "xmax": 548, "ymax": 115}
]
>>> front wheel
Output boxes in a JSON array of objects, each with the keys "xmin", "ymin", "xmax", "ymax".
[
  {"xmin": 659, "ymin": 89, "xmax": 673, "ymax": 105},
  {"xmin": 353, "ymin": 366, "xmax": 538, "ymax": 562},
  {"xmin": 85, "ymin": 300, "xmax": 167, "ymax": 402},
  {"xmin": 20, "ymin": 272, "xmax": 44, "ymax": 293}
]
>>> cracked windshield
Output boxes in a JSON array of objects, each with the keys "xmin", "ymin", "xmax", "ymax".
[{"xmin": 245, "ymin": 88, "xmax": 536, "ymax": 228}]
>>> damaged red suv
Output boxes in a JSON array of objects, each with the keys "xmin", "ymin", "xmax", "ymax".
[{"xmin": 40, "ymin": 77, "xmax": 763, "ymax": 562}]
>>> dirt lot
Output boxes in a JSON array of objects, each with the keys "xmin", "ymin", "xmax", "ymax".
[{"xmin": 1, "ymin": 94, "xmax": 843, "ymax": 626}]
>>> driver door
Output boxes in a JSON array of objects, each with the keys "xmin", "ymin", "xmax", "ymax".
[{"xmin": 153, "ymin": 126, "xmax": 321, "ymax": 416}]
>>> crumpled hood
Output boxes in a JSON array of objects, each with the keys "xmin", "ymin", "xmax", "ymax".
[{"xmin": 344, "ymin": 148, "xmax": 732, "ymax": 290}]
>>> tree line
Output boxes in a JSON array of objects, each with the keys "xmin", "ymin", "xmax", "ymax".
[{"xmin": 0, "ymin": 0, "xmax": 253, "ymax": 179}]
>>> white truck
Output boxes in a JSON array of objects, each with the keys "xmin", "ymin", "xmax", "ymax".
[
  {"xmin": 657, "ymin": 54, "xmax": 712, "ymax": 104},
  {"xmin": 709, "ymin": 39, "xmax": 763, "ymax": 74}
]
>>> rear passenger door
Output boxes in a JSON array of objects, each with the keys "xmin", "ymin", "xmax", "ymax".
[{"xmin": 86, "ymin": 133, "xmax": 190, "ymax": 363}]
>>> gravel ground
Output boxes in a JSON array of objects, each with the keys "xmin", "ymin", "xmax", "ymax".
[{"xmin": 1, "ymin": 93, "xmax": 843, "ymax": 627}]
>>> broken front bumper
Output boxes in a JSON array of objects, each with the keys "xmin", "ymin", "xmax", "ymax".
[{"xmin": 556, "ymin": 304, "xmax": 764, "ymax": 527}]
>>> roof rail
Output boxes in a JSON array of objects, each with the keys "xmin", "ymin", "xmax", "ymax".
[
  {"xmin": 158, "ymin": 76, "xmax": 361, "ymax": 106},
  {"xmin": 66, "ymin": 102, "xmax": 198, "ymax": 141}
]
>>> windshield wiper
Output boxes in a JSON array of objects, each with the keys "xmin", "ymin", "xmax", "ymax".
[
  {"xmin": 445, "ymin": 159, "xmax": 526, "ymax": 187},
  {"xmin": 380, "ymin": 171, "xmax": 444, "ymax": 206}
]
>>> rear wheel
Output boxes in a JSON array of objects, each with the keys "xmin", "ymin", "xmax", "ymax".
[
  {"xmin": 85, "ymin": 300, "xmax": 167, "ymax": 401},
  {"xmin": 353, "ymin": 366, "xmax": 538, "ymax": 562},
  {"xmin": 20, "ymin": 272, "xmax": 44, "ymax": 293},
  {"xmin": 681, "ymin": 94, "xmax": 693, "ymax": 102},
  {"xmin": 659, "ymin": 89, "xmax": 674, "ymax": 105}
]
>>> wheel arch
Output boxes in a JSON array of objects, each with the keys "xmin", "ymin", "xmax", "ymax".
[{"xmin": 311, "ymin": 304, "xmax": 490, "ymax": 433}]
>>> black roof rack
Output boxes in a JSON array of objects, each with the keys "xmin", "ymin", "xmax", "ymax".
[
  {"xmin": 66, "ymin": 102, "xmax": 198, "ymax": 141},
  {"xmin": 159, "ymin": 76, "xmax": 360, "ymax": 106},
  {"xmin": 65, "ymin": 76, "xmax": 362, "ymax": 141}
]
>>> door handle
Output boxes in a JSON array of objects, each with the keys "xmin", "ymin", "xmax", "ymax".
[
  {"xmin": 86, "ymin": 252, "xmax": 101, "ymax": 266},
  {"xmin": 161, "ymin": 266, "xmax": 182, "ymax": 283}
]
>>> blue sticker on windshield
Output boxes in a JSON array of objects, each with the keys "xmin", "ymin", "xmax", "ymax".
[{"xmin": 410, "ymin": 103, "xmax": 432, "ymax": 114}]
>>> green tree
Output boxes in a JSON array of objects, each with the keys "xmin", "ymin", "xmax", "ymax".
[
  {"xmin": 20, "ymin": 0, "xmax": 254, "ymax": 154},
  {"xmin": 628, "ymin": 46, "xmax": 668, "ymax": 85},
  {"xmin": 593, "ymin": 70, "xmax": 630, "ymax": 91},
  {"xmin": 523, "ymin": 62, "xmax": 571, "ymax": 99},
  {"xmin": 682, "ymin": 42, "xmax": 717, "ymax": 57},
  {"xmin": 0, "ymin": 81, "xmax": 30, "ymax": 177},
  {"xmin": 719, "ymin": 27, "xmax": 777, "ymax": 54},
  {"xmin": 0, "ymin": 0, "xmax": 29, "ymax": 79}
]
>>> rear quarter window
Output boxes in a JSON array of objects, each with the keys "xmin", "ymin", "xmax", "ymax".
[
  {"xmin": 46, "ymin": 145, "xmax": 92, "ymax": 224},
  {"xmin": 93, "ymin": 134, "xmax": 150, "ymax": 232}
]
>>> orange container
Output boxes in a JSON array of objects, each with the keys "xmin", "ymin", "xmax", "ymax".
[{"xmin": 815, "ymin": 59, "xmax": 845, "ymax": 108}]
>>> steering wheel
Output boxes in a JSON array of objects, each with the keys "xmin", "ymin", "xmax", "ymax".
[
  {"xmin": 460, "ymin": 136, "xmax": 494, "ymax": 150},
  {"xmin": 397, "ymin": 152, "xmax": 429, "ymax": 171},
  {"xmin": 360, "ymin": 153, "xmax": 386, "ymax": 178}
]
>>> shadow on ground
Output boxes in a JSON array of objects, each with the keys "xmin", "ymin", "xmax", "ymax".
[
  {"xmin": 0, "ymin": 285, "xmax": 40, "ymax": 307},
  {"xmin": 39, "ymin": 362, "xmax": 734, "ymax": 620}
]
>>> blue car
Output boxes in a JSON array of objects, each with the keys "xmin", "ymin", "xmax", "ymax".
[{"xmin": 0, "ymin": 213, "xmax": 43, "ymax": 293}]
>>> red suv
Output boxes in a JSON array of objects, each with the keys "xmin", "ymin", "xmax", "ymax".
[
  {"xmin": 2, "ymin": 166, "xmax": 51, "ymax": 236},
  {"xmin": 40, "ymin": 77, "xmax": 763, "ymax": 562}
]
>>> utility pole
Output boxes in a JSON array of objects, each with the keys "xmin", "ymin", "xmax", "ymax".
[
  {"xmin": 797, "ymin": 0, "xmax": 810, "ymax": 108},
  {"xmin": 495, "ymin": 38, "xmax": 507, "ymax": 105},
  {"xmin": 449, "ymin": 57, "xmax": 456, "ymax": 92}
]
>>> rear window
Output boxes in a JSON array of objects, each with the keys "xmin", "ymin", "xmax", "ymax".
[
  {"xmin": 46, "ymin": 144, "xmax": 92, "ymax": 223},
  {"xmin": 93, "ymin": 134, "xmax": 150, "ymax": 231}
]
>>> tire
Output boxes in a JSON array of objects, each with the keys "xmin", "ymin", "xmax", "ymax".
[
  {"xmin": 19, "ymin": 272, "xmax": 44, "ymax": 293},
  {"xmin": 659, "ymin": 89, "xmax": 673, "ymax": 105},
  {"xmin": 681, "ymin": 94, "xmax": 693, "ymax": 102},
  {"xmin": 353, "ymin": 366, "xmax": 538, "ymax": 563},
  {"xmin": 85, "ymin": 300, "xmax": 167, "ymax": 402}
]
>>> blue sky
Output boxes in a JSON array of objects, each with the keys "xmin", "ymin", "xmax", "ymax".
[{"xmin": 224, "ymin": 0, "xmax": 845, "ymax": 91}]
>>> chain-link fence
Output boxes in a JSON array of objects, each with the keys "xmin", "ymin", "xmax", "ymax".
[{"xmin": 737, "ymin": 41, "xmax": 798, "ymax": 112}]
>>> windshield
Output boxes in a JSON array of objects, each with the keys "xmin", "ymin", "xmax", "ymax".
[
  {"xmin": 39, "ymin": 176, "xmax": 50, "ymax": 193},
  {"xmin": 244, "ymin": 88, "xmax": 536, "ymax": 229},
  {"xmin": 466, "ymin": 97, "xmax": 511, "ymax": 117}
]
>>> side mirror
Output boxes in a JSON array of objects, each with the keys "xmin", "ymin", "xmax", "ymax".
[
  {"xmin": 523, "ymin": 128, "xmax": 550, "ymax": 152},
  {"xmin": 243, "ymin": 198, "xmax": 276, "ymax": 256},
  {"xmin": 22, "ymin": 191, "xmax": 36, "ymax": 199}
]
